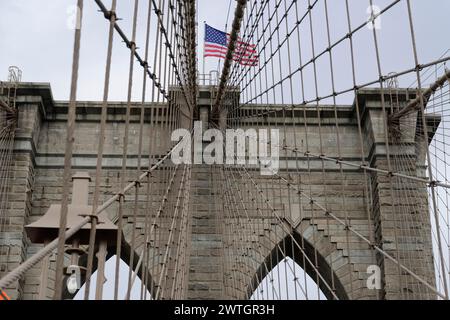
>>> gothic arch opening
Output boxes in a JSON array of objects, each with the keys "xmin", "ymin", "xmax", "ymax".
[
  {"xmin": 247, "ymin": 231, "xmax": 349, "ymax": 300},
  {"xmin": 250, "ymin": 257, "xmax": 327, "ymax": 300},
  {"xmin": 74, "ymin": 256, "xmax": 152, "ymax": 300},
  {"xmin": 64, "ymin": 240, "xmax": 156, "ymax": 300}
]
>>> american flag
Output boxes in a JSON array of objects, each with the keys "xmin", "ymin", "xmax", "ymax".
[{"xmin": 204, "ymin": 24, "xmax": 259, "ymax": 67}]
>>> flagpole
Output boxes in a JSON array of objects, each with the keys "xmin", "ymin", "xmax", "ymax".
[{"xmin": 203, "ymin": 21, "xmax": 206, "ymax": 85}]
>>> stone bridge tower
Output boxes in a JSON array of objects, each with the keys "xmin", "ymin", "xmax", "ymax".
[{"xmin": 0, "ymin": 82, "xmax": 437, "ymax": 300}]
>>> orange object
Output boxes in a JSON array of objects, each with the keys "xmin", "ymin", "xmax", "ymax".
[{"xmin": 0, "ymin": 291, "xmax": 10, "ymax": 300}]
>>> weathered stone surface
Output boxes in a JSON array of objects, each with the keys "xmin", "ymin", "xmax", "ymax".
[{"xmin": 0, "ymin": 84, "xmax": 437, "ymax": 300}]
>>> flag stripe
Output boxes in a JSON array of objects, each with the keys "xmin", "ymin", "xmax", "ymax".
[
  {"xmin": 204, "ymin": 47, "xmax": 228, "ymax": 53},
  {"xmin": 205, "ymin": 45, "xmax": 256, "ymax": 58},
  {"xmin": 205, "ymin": 53, "xmax": 227, "ymax": 59},
  {"xmin": 204, "ymin": 23, "xmax": 258, "ymax": 66},
  {"xmin": 235, "ymin": 57, "xmax": 258, "ymax": 61},
  {"xmin": 205, "ymin": 43, "xmax": 227, "ymax": 49},
  {"xmin": 204, "ymin": 48, "xmax": 227, "ymax": 55},
  {"xmin": 205, "ymin": 53, "xmax": 227, "ymax": 58},
  {"xmin": 226, "ymin": 34, "xmax": 257, "ymax": 49},
  {"xmin": 204, "ymin": 44, "xmax": 228, "ymax": 53}
]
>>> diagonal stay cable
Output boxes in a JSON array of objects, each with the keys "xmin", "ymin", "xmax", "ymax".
[
  {"xmin": 0, "ymin": 131, "xmax": 188, "ymax": 292},
  {"xmin": 53, "ymin": 0, "xmax": 84, "ymax": 300},
  {"xmin": 213, "ymin": 0, "xmax": 248, "ymax": 115},
  {"xmin": 94, "ymin": 0, "xmax": 192, "ymax": 120}
]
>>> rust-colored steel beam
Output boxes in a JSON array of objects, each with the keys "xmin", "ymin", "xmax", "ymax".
[
  {"xmin": 213, "ymin": 0, "xmax": 247, "ymax": 116},
  {"xmin": 390, "ymin": 68, "xmax": 450, "ymax": 121}
]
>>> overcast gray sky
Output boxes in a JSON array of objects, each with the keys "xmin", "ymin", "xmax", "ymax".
[
  {"xmin": 1, "ymin": 0, "xmax": 449, "ymax": 102},
  {"xmin": 0, "ymin": 0, "xmax": 233, "ymax": 101}
]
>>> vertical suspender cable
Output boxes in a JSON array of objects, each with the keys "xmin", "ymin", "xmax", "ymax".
[{"xmin": 53, "ymin": 0, "xmax": 84, "ymax": 300}]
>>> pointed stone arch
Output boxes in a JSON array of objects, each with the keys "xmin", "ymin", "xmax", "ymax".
[
  {"xmin": 62, "ymin": 239, "xmax": 156, "ymax": 300},
  {"xmin": 246, "ymin": 230, "xmax": 349, "ymax": 300}
]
